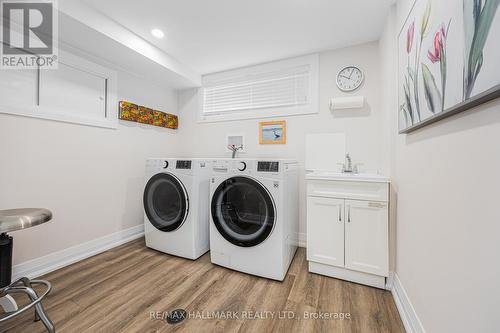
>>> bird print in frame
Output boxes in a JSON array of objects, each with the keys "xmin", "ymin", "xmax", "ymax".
[{"xmin": 259, "ymin": 120, "xmax": 286, "ymax": 144}]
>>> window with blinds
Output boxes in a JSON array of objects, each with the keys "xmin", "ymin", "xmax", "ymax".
[{"xmin": 200, "ymin": 54, "xmax": 318, "ymax": 121}]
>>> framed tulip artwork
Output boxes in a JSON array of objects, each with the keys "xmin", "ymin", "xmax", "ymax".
[{"xmin": 398, "ymin": 0, "xmax": 500, "ymax": 133}]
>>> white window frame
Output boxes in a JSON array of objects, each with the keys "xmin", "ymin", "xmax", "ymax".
[
  {"xmin": 0, "ymin": 50, "xmax": 118, "ymax": 129},
  {"xmin": 198, "ymin": 54, "xmax": 319, "ymax": 123}
]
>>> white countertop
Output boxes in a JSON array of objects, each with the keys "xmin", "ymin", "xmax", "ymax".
[{"xmin": 306, "ymin": 171, "xmax": 390, "ymax": 183}]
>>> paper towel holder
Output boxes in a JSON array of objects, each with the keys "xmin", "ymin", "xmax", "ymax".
[{"xmin": 329, "ymin": 96, "xmax": 365, "ymax": 111}]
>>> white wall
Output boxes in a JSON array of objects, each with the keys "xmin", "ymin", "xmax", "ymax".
[
  {"xmin": 379, "ymin": 5, "xmax": 399, "ymax": 277},
  {"xmin": 381, "ymin": 2, "xmax": 500, "ymax": 332},
  {"xmin": 0, "ymin": 69, "xmax": 178, "ymax": 265},
  {"xmin": 177, "ymin": 42, "xmax": 389, "ymax": 243},
  {"xmin": 1, "ymin": 41, "xmax": 389, "ymax": 268}
]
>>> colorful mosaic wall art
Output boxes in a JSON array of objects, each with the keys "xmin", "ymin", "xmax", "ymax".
[{"xmin": 119, "ymin": 101, "xmax": 178, "ymax": 129}]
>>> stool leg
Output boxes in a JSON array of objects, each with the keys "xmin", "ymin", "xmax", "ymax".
[
  {"xmin": 0, "ymin": 294, "xmax": 18, "ymax": 312},
  {"xmin": 18, "ymin": 277, "xmax": 40, "ymax": 321},
  {"xmin": 5, "ymin": 286, "xmax": 55, "ymax": 333},
  {"xmin": 23, "ymin": 287, "xmax": 54, "ymax": 333}
]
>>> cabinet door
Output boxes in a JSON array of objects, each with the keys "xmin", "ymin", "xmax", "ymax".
[
  {"xmin": 345, "ymin": 200, "xmax": 388, "ymax": 276},
  {"xmin": 40, "ymin": 62, "xmax": 107, "ymax": 120},
  {"xmin": 307, "ymin": 197, "xmax": 344, "ymax": 267},
  {"xmin": 0, "ymin": 68, "xmax": 38, "ymax": 110}
]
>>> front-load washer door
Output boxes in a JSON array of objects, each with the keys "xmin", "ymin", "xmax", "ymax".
[
  {"xmin": 211, "ymin": 176, "xmax": 275, "ymax": 247},
  {"xmin": 144, "ymin": 173, "xmax": 189, "ymax": 232}
]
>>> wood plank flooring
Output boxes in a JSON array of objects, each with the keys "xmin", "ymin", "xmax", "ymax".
[{"xmin": 1, "ymin": 238, "xmax": 404, "ymax": 333}]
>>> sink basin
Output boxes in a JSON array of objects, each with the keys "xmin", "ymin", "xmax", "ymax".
[{"xmin": 306, "ymin": 171, "xmax": 390, "ymax": 183}]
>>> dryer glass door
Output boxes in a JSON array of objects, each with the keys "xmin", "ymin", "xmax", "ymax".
[
  {"xmin": 211, "ymin": 176, "xmax": 275, "ymax": 247},
  {"xmin": 144, "ymin": 173, "xmax": 188, "ymax": 232}
]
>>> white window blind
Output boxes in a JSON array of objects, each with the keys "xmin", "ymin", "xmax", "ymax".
[
  {"xmin": 203, "ymin": 66, "xmax": 310, "ymax": 114},
  {"xmin": 200, "ymin": 54, "xmax": 318, "ymax": 121}
]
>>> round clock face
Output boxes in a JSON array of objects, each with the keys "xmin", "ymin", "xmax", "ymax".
[{"xmin": 336, "ymin": 66, "xmax": 364, "ymax": 92}]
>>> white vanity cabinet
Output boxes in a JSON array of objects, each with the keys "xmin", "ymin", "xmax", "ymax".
[
  {"xmin": 306, "ymin": 173, "xmax": 390, "ymax": 289},
  {"xmin": 307, "ymin": 197, "xmax": 345, "ymax": 267}
]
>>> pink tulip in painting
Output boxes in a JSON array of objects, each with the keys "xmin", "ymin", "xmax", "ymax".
[
  {"xmin": 406, "ymin": 21, "xmax": 415, "ymax": 54},
  {"xmin": 428, "ymin": 24, "xmax": 447, "ymax": 63}
]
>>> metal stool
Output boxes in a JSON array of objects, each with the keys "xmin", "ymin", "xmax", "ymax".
[{"xmin": 0, "ymin": 209, "xmax": 55, "ymax": 333}]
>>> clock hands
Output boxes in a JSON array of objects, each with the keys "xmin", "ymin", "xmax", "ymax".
[
  {"xmin": 340, "ymin": 69, "xmax": 356, "ymax": 81},
  {"xmin": 338, "ymin": 67, "xmax": 363, "ymax": 91}
]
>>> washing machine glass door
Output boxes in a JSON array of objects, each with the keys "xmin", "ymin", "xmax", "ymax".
[
  {"xmin": 211, "ymin": 176, "xmax": 275, "ymax": 247},
  {"xmin": 144, "ymin": 173, "xmax": 189, "ymax": 232}
]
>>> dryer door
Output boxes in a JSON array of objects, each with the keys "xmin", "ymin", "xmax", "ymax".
[
  {"xmin": 144, "ymin": 173, "xmax": 189, "ymax": 232},
  {"xmin": 211, "ymin": 176, "xmax": 275, "ymax": 247}
]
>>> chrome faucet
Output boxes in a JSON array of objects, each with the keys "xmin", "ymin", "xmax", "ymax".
[
  {"xmin": 343, "ymin": 153, "xmax": 353, "ymax": 173},
  {"xmin": 340, "ymin": 153, "xmax": 360, "ymax": 174}
]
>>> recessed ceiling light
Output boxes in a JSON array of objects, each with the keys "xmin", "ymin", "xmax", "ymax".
[{"xmin": 151, "ymin": 29, "xmax": 165, "ymax": 39}]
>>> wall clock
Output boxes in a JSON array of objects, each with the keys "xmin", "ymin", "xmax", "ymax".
[{"xmin": 336, "ymin": 66, "xmax": 364, "ymax": 92}]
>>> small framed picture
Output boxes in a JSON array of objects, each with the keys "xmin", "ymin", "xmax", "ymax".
[{"xmin": 259, "ymin": 120, "xmax": 286, "ymax": 144}]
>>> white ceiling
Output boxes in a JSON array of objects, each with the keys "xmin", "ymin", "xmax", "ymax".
[{"xmin": 82, "ymin": 0, "xmax": 393, "ymax": 75}]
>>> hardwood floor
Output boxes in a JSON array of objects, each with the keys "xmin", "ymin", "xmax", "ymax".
[{"xmin": 1, "ymin": 238, "xmax": 404, "ymax": 333}]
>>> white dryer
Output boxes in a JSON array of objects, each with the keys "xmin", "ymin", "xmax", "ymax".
[
  {"xmin": 209, "ymin": 159, "xmax": 299, "ymax": 281},
  {"xmin": 143, "ymin": 158, "xmax": 211, "ymax": 259}
]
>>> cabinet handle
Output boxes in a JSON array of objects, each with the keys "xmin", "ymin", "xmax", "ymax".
[
  {"xmin": 347, "ymin": 205, "xmax": 351, "ymax": 223},
  {"xmin": 338, "ymin": 206, "xmax": 342, "ymax": 222}
]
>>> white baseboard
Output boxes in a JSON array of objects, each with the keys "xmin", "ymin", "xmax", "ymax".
[
  {"xmin": 297, "ymin": 232, "xmax": 306, "ymax": 248},
  {"xmin": 391, "ymin": 273, "xmax": 425, "ymax": 333},
  {"xmin": 13, "ymin": 224, "xmax": 144, "ymax": 280},
  {"xmin": 309, "ymin": 261, "xmax": 386, "ymax": 289},
  {"xmin": 385, "ymin": 271, "xmax": 394, "ymax": 290}
]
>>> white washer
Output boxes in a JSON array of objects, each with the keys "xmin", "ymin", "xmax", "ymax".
[
  {"xmin": 209, "ymin": 159, "xmax": 299, "ymax": 281},
  {"xmin": 144, "ymin": 158, "xmax": 211, "ymax": 259}
]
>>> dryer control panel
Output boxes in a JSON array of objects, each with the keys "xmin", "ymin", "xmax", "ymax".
[
  {"xmin": 257, "ymin": 161, "xmax": 279, "ymax": 173},
  {"xmin": 176, "ymin": 160, "xmax": 192, "ymax": 169}
]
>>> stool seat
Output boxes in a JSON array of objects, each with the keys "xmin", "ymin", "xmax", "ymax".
[
  {"xmin": 0, "ymin": 208, "xmax": 55, "ymax": 332},
  {"xmin": 0, "ymin": 209, "xmax": 52, "ymax": 233}
]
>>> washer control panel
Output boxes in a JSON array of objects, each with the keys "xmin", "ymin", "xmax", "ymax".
[
  {"xmin": 212, "ymin": 160, "xmax": 230, "ymax": 173},
  {"xmin": 257, "ymin": 161, "xmax": 279, "ymax": 173},
  {"xmin": 237, "ymin": 161, "xmax": 247, "ymax": 171},
  {"xmin": 176, "ymin": 160, "xmax": 192, "ymax": 169}
]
